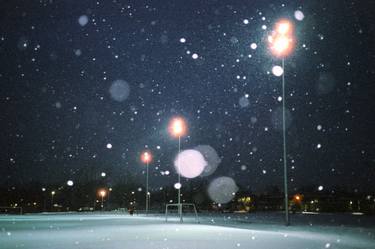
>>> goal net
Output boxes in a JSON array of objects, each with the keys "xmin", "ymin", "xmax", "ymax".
[{"xmin": 0, "ymin": 206, "xmax": 23, "ymax": 215}]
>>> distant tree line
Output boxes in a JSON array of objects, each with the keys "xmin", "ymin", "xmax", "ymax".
[{"xmin": 1, "ymin": 181, "xmax": 374, "ymax": 215}]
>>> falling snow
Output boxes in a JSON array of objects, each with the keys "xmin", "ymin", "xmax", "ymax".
[{"xmin": 1, "ymin": 1, "xmax": 374, "ymax": 248}]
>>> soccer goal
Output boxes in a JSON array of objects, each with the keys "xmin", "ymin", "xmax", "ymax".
[
  {"xmin": 0, "ymin": 206, "xmax": 23, "ymax": 215},
  {"xmin": 165, "ymin": 203, "xmax": 199, "ymax": 223}
]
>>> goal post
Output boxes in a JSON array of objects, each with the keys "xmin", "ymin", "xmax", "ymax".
[
  {"xmin": 0, "ymin": 206, "xmax": 23, "ymax": 215},
  {"xmin": 165, "ymin": 203, "xmax": 199, "ymax": 223}
]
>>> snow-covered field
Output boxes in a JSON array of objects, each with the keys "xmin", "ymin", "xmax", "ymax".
[{"xmin": 0, "ymin": 212, "xmax": 374, "ymax": 249}]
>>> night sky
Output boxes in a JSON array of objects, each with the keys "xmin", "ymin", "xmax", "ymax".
[{"xmin": 1, "ymin": 0, "xmax": 374, "ymax": 193}]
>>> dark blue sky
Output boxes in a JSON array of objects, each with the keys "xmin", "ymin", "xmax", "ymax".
[{"xmin": 1, "ymin": 0, "xmax": 374, "ymax": 193}]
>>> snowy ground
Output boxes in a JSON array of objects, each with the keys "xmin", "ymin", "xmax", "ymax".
[{"xmin": 1, "ymin": 212, "xmax": 374, "ymax": 249}]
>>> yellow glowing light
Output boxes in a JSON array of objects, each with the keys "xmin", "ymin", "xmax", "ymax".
[
  {"xmin": 274, "ymin": 36, "xmax": 291, "ymax": 52},
  {"xmin": 294, "ymin": 194, "xmax": 303, "ymax": 202},
  {"xmin": 268, "ymin": 19, "xmax": 295, "ymax": 58},
  {"xmin": 168, "ymin": 117, "xmax": 187, "ymax": 137},
  {"xmin": 141, "ymin": 151, "xmax": 152, "ymax": 164},
  {"xmin": 98, "ymin": 189, "xmax": 107, "ymax": 198}
]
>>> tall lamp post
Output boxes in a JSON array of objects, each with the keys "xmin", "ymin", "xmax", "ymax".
[
  {"xmin": 168, "ymin": 116, "xmax": 187, "ymax": 222},
  {"xmin": 141, "ymin": 150, "xmax": 153, "ymax": 215},
  {"xmin": 268, "ymin": 19, "xmax": 295, "ymax": 226},
  {"xmin": 98, "ymin": 189, "xmax": 107, "ymax": 211},
  {"xmin": 51, "ymin": 191, "xmax": 56, "ymax": 211}
]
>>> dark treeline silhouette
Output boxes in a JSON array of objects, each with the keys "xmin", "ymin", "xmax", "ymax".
[{"xmin": 1, "ymin": 182, "xmax": 374, "ymax": 214}]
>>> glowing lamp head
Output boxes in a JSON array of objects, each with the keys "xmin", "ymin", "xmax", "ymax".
[
  {"xmin": 276, "ymin": 21, "xmax": 292, "ymax": 35},
  {"xmin": 294, "ymin": 194, "xmax": 302, "ymax": 202},
  {"xmin": 141, "ymin": 151, "xmax": 152, "ymax": 164},
  {"xmin": 168, "ymin": 117, "xmax": 187, "ymax": 137},
  {"xmin": 268, "ymin": 19, "xmax": 295, "ymax": 58},
  {"xmin": 274, "ymin": 36, "xmax": 292, "ymax": 53},
  {"xmin": 99, "ymin": 189, "xmax": 107, "ymax": 198}
]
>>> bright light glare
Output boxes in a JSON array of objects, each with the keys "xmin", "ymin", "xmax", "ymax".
[
  {"xmin": 272, "ymin": 65, "xmax": 284, "ymax": 77},
  {"xmin": 277, "ymin": 22, "xmax": 291, "ymax": 35},
  {"xmin": 168, "ymin": 117, "xmax": 187, "ymax": 137},
  {"xmin": 141, "ymin": 151, "xmax": 152, "ymax": 164},
  {"xmin": 268, "ymin": 19, "xmax": 295, "ymax": 58},
  {"xmin": 174, "ymin": 149, "xmax": 207, "ymax": 178},
  {"xmin": 250, "ymin": 43, "xmax": 257, "ymax": 50},
  {"xmin": 174, "ymin": 182, "xmax": 182, "ymax": 189},
  {"xmin": 273, "ymin": 36, "xmax": 290, "ymax": 53},
  {"xmin": 99, "ymin": 190, "xmax": 106, "ymax": 197},
  {"xmin": 294, "ymin": 10, "xmax": 305, "ymax": 21}
]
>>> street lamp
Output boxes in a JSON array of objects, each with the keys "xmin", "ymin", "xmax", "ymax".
[
  {"xmin": 141, "ymin": 150, "xmax": 153, "ymax": 215},
  {"xmin": 51, "ymin": 191, "xmax": 55, "ymax": 211},
  {"xmin": 98, "ymin": 189, "xmax": 107, "ymax": 211},
  {"xmin": 268, "ymin": 19, "xmax": 295, "ymax": 226},
  {"xmin": 168, "ymin": 116, "xmax": 187, "ymax": 222}
]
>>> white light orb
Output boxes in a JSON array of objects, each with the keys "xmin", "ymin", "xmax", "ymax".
[
  {"xmin": 78, "ymin": 15, "xmax": 89, "ymax": 26},
  {"xmin": 55, "ymin": 102, "xmax": 62, "ymax": 109},
  {"xmin": 109, "ymin": 79, "xmax": 130, "ymax": 102},
  {"xmin": 208, "ymin": 177, "xmax": 238, "ymax": 204},
  {"xmin": 192, "ymin": 53, "xmax": 199, "ymax": 59},
  {"xmin": 174, "ymin": 149, "xmax": 207, "ymax": 178},
  {"xmin": 239, "ymin": 96, "xmax": 250, "ymax": 108},
  {"xmin": 67, "ymin": 180, "xmax": 74, "ymax": 186},
  {"xmin": 174, "ymin": 182, "xmax": 182, "ymax": 189},
  {"xmin": 318, "ymin": 185, "xmax": 324, "ymax": 191},
  {"xmin": 250, "ymin": 43, "xmax": 257, "ymax": 50},
  {"xmin": 317, "ymin": 125, "xmax": 322, "ymax": 131},
  {"xmin": 251, "ymin": 116, "xmax": 257, "ymax": 124},
  {"xmin": 294, "ymin": 10, "xmax": 305, "ymax": 21},
  {"xmin": 101, "ymin": 172, "xmax": 106, "ymax": 177},
  {"xmin": 179, "ymin": 38, "xmax": 186, "ymax": 43},
  {"xmin": 243, "ymin": 19, "xmax": 249, "ymax": 25},
  {"xmin": 106, "ymin": 143, "xmax": 112, "ymax": 149},
  {"xmin": 272, "ymin": 65, "xmax": 284, "ymax": 77},
  {"xmin": 74, "ymin": 49, "xmax": 82, "ymax": 56}
]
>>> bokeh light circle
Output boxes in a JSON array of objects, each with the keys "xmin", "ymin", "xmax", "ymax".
[
  {"xmin": 174, "ymin": 149, "xmax": 207, "ymax": 178},
  {"xmin": 194, "ymin": 145, "xmax": 221, "ymax": 177},
  {"xmin": 109, "ymin": 79, "xmax": 130, "ymax": 102},
  {"xmin": 207, "ymin": 177, "xmax": 239, "ymax": 204}
]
